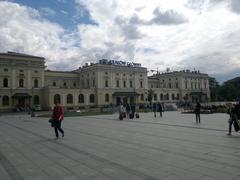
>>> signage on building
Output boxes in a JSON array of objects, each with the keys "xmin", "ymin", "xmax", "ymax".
[{"xmin": 99, "ymin": 59, "xmax": 141, "ymax": 67}]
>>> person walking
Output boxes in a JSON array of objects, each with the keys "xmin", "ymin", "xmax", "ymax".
[
  {"xmin": 118, "ymin": 102, "xmax": 124, "ymax": 120},
  {"xmin": 195, "ymin": 102, "xmax": 201, "ymax": 123},
  {"xmin": 130, "ymin": 103, "xmax": 136, "ymax": 119},
  {"xmin": 157, "ymin": 102, "xmax": 163, "ymax": 117},
  {"xmin": 227, "ymin": 104, "xmax": 237, "ymax": 136},
  {"xmin": 52, "ymin": 102, "xmax": 64, "ymax": 139},
  {"xmin": 153, "ymin": 102, "xmax": 157, "ymax": 117},
  {"xmin": 126, "ymin": 103, "xmax": 131, "ymax": 119}
]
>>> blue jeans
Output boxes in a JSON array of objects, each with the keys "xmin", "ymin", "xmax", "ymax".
[{"xmin": 54, "ymin": 120, "xmax": 64, "ymax": 137}]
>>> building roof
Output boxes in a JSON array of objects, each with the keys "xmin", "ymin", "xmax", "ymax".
[{"xmin": 0, "ymin": 51, "xmax": 45, "ymax": 59}]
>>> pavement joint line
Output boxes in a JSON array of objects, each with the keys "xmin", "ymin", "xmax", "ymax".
[
  {"xmin": 64, "ymin": 126, "xmax": 240, "ymax": 169},
  {"xmin": 0, "ymin": 120, "xmax": 161, "ymax": 180},
  {"xmin": 0, "ymin": 149, "xmax": 24, "ymax": 180},
  {"xmin": 73, "ymin": 116, "xmax": 227, "ymax": 132}
]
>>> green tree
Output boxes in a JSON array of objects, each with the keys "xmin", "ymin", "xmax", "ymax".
[{"xmin": 147, "ymin": 89, "xmax": 154, "ymax": 105}]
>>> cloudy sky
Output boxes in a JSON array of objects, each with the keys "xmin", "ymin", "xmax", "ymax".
[{"xmin": 0, "ymin": 0, "xmax": 240, "ymax": 82}]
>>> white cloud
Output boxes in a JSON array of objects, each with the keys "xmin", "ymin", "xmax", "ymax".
[
  {"xmin": 0, "ymin": 0, "xmax": 240, "ymax": 82},
  {"xmin": 39, "ymin": 7, "xmax": 56, "ymax": 17}
]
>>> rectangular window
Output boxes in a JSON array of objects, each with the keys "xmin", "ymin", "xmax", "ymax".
[
  {"xmin": 140, "ymin": 81, "xmax": 143, "ymax": 88},
  {"xmin": 4, "ymin": 68, "xmax": 8, "ymax": 72},
  {"xmin": 105, "ymin": 80, "xmax": 108, "ymax": 87},
  {"xmin": 93, "ymin": 79, "xmax": 95, "ymax": 87},
  {"xmin": 176, "ymin": 83, "xmax": 178, "ymax": 88},
  {"xmin": 130, "ymin": 80, "xmax": 133, "ymax": 88},
  {"xmin": 116, "ymin": 80, "xmax": 119, "ymax": 87},
  {"xmin": 123, "ymin": 81, "xmax": 126, "ymax": 88}
]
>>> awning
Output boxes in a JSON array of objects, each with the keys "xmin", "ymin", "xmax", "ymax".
[
  {"xmin": 190, "ymin": 92, "xmax": 205, "ymax": 96},
  {"xmin": 112, "ymin": 92, "xmax": 140, "ymax": 97},
  {"xmin": 12, "ymin": 93, "xmax": 32, "ymax": 98}
]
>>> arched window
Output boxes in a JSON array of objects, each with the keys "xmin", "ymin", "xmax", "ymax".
[
  {"xmin": 105, "ymin": 94, "xmax": 109, "ymax": 102},
  {"xmin": 140, "ymin": 94, "xmax": 144, "ymax": 101},
  {"xmin": 79, "ymin": 94, "xmax": 84, "ymax": 103},
  {"xmin": 160, "ymin": 94, "xmax": 163, "ymax": 100},
  {"xmin": 2, "ymin": 96, "xmax": 9, "ymax": 106},
  {"xmin": 67, "ymin": 94, "xmax": 73, "ymax": 104},
  {"xmin": 154, "ymin": 94, "xmax": 157, "ymax": 101},
  {"xmin": 166, "ymin": 93, "xmax": 169, "ymax": 100},
  {"xmin": 33, "ymin": 95, "xmax": 39, "ymax": 105},
  {"xmin": 19, "ymin": 79, "xmax": 24, "ymax": 87},
  {"xmin": 54, "ymin": 94, "xmax": 61, "ymax": 104},
  {"xmin": 90, "ymin": 94, "xmax": 95, "ymax": 103},
  {"xmin": 34, "ymin": 79, "xmax": 38, "ymax": 88},
  {"xmin": 3, "ymin": 78, "xmax": 8, "ymax": 87}
]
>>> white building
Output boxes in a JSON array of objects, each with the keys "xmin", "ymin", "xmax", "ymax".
[{"xmin": 0, "ymin": 52, "xmax": 210, "ymax": 112}]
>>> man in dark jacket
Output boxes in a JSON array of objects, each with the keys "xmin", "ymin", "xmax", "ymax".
[
  {"xmin": 195, "ymin": 102, "xmax": 201, "ymax": 123},
  {"xmin": 52, "ymin": 102, "xmax": 64, "ymax": 139},
  {"xmin": 157, "ymin": 102, "xmax": 163, "ymax": 117}
]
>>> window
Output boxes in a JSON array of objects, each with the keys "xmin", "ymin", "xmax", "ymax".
[
  {"xmin": 116, "ymin": 73, "xmax": 119, "ymax": 76},
  {"xmin": 151, "ymin": 85, "xmax": 153, "ymax": 88},
  {"xmin": 185, "ymin": 81, "xmax": 188, "ymax": 89},
  {"xmin": 19, "ymin": 79, "xmax": 24, "ymax": 87},
  {"xmin": 4, "ymin": 68, "xmax": 8, "ymax": 72},
  {"xmin": 105, "ymin": 80, "xmax": 108, "ymax": 87},
  {"xmin": 140, "ymin": 81, "xmax": 143, "ymax": 88},
  {"xmin": 176, "ymin": 94, "xmax": 180, "ymax": 100},
  {"xmin": 20, "ymin": 70, "xmax": 24, "ymax": 72},
  {"xmin": 34, "ymin": 70, "xmax": 38, "ymax": 73},
  {"xmin": 123, "ymin": 73, "xmax": 125, "ymax": 76},
  {"xmin": 67, "ymin": 94, "xmax": 73, "ymax": 104},
  {"xmin": 204, "ymin": 82, "xmax": 207, "ymax": 89},
  {"xmin": 154, "ymin": 94, "xmax": 157, "ymax": 101},
  {"xmin": 105, "ymin": 72, "xmax": 108, "ymax": 75},
  {"xmin": 116, "ymin": 80, "xmax": 119, "ymax": 87},
  {"xmin": 81, "ymin": 80, "xmax": 84, "ymax": 88},
  {"xmin": 160, "ymin": 94, "xmax": 163, "ymax": 100},
  {"xmin": 73, "ymin": 82, "xmax": 76, "ymax": 87},
  {"xmin": 105, "ymin": 94, "xmax": 109, "ymax": 102},
  {"xmin": 123, "ymin": 81, "xmax": 126, "ymax": 88},
  {"xmin": 33, "ymin": 95, "xmax": 39, "ymax": 105},
  {"xmin": 87, "ymin": 80, "xmax": 90, "ymax": 87},
  {"xmin": 169, "ymin": 83, "xmax": 172, "ymax": 88},
  {"xmin": 92, "ymin": 79, "xmax": 95, "ymax": 87},
  {"xmin": 53, "ymin": 82, "xmax": 56, "ymax": 86},
  {"xmin": 54, "ymin": 94, "xmax": 61, "ymax": 104},
  {"xmin": 34, "ymin": 79, "xmax": 38, "ymax": 88},
  {"xmin": 2, "ymin": 96, "xmax": 9, "ymax": 106},
  {"xmin": 63, "ymin": 82, "xmax": 67, "ymax": 87},
  {"xmin": 166, "ymin": 93, "xmax": 169, "ymax": 100},
  {"xmin": 141, "ymin": 94, "xmax": 144, "ymax": 101},
  {"xmin": 79, "ymin": 94, "xmax": 84, "ymax": 103},
  {"xmin": 3, "ymin": 78, "xmax": 8, "ymax": 87},
  {"xmin": 90, "ymin": 94, "xmax": 95, "ymax": 103},
  {"xmin": 175, "ymin": 83, "xmax": 178, "ymax": 88},
  {"xmin": 130, "ymin": 80, "xmax": 133, "ymax": 88},
  {"xmin": 172, "ymin": 93, "xmax": 175, "ymax": 100}
]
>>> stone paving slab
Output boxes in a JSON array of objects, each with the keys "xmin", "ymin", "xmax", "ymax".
[{"xmin": 0, "ymin": 111, "xmax": 240, "ymax": 180}]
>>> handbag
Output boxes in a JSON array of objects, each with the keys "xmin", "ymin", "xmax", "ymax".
[{"xmin": 48, "ymin": 119, "xmax": 55, "ymax": 127}]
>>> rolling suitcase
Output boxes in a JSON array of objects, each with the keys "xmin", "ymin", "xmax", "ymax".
[
  {"xmin": 129, "ymin": 113, "xmax": 134, "ymax": 119},
  {"xmin": 119, "ymin": 113, "xmax": 123, "ymax": 120},
  {"xmin": 135, "ymin": 113, "xmax": 139, "ymax": 118}
]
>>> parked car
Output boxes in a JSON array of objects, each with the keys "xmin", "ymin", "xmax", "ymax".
[{"xmin": 33, "ymin": 104, "xmax": 42, "ymax": 111}]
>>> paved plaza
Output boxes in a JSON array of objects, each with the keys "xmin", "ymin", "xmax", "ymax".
[{"xmin": 0, "ymin": 111, "xmax": 240, "ymax": 180}]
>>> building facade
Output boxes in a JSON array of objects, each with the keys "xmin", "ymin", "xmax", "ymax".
[{"xmin": 0, "ymin": 52, "xmax": 210, "ymax": 112}]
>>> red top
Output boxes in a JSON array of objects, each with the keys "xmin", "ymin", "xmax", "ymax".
[{"xmin": 52, "ymin": 105, "xmax": 64, "ymax": 121}]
